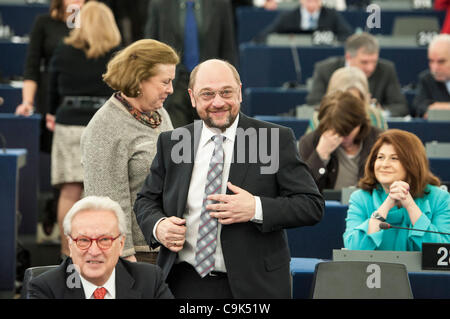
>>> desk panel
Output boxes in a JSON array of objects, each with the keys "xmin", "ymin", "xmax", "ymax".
[
  {"xmin": 0, "ymin": 41, "xmax": 27, "ymax": 79},
  {"xmin": 236, "ymin": 7, "xmax": 446, "ymax": 44},
  {"xmin": 0, "ymin": 84, "xmax": 21, "ymax": 113},
  {"xmin": 287, "ymin": 201, "xmax": 347, "ymax": 260},
  {"xmin": 429, "ymin": 158, "xmax": 450, "ymax": 182},
  {"xmin": 0, "ymin": 114, "xmax": 40, "ymax": 234},
  {"xmin": 0, "ymin": 4, "xmax": 49, "ymax": 36},
  {"xmin": 240, "ymin": 44, "xmax": 427, "ymax": 88},
  {"xmin": 254, "ymin": 115, "xmax": 450, "ymax": 143},
  {"xmin": 244, "ymin": 87, "xmax": 416, "ymax": 117},
  {"xmin": 0, "ymin": 149, "xmax": 26, "ymax": 294}
]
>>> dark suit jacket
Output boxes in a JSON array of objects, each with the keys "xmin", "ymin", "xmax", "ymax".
[
  {"xmin": 412, "ymin": 69, "xmax": 450, "ymax": 117},
  {"xmin": 134, "ymin": 113, "xmax": 324, "ymax": 298},
  {"xmin": 306, "ymin": 56, "xmax": 409, "ymax": 117},
  {"xmin": 253, "ymin": 5, "xmax": 353, "ymax": 43},
  {"xmin": 144, "ymin": 0, "xmax": 237, "ymax": 66},
  {"xmin": 298, "ymin": 126, "xmax": 382, "ymax": 192},
  {"xmin": 144, "ymin": 0, "xmax": 237, "ymax": 127},
  {"xmin": 27, "ymin": 257, "xmax": 174, "ymax": 299}
]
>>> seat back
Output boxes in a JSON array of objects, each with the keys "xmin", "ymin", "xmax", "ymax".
[
  {"xmin": 20, "ymin": 265, "xmax": 58, "ymax": 299},
  {"xmin": 311, "ymin": 261, "xmax": 413, "ymax": 299}
]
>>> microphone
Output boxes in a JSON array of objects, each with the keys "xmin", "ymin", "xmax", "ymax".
[
  {"xmin": 379, "ymin": 222, "xmax": 450, "ymax": 236},
  {"xmin": 282, "ymin": 37, "xmax": 303, "ymax": 89}
]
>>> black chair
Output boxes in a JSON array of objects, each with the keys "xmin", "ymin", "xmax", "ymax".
[
  {"xmin": 20, "ymin": 265, "xmax": 58, "ymax": 299},
  {"xmin": 310, "ymin": 261, "xmax": 413, "ymax": 299}
]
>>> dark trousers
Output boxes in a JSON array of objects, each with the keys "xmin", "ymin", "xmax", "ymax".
[{"xmin": 167, "ymin": 262, "xmax": 233, "ymax": 299}]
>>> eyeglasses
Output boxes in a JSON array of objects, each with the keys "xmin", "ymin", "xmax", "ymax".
[
  {"xmin": 69, "ymin": 234, "xmax": 122, "ymax": 250},
  {"xmin": 197, "ymin": 88, "xmax": 236, "ymax": 101}
]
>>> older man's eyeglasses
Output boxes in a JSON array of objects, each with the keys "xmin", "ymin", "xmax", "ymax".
[
  {"xmin": 197, "ymin": 88, "xmax": 236, "ymax": 101},
  {"xmin": 69, "ymin": 234, "xmax": 122, "ymax": 250}
]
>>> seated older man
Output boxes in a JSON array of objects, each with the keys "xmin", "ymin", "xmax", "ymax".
[
  {"xmin": 413, "ymin": 34, "xmax": 450, "ymax": 118},
  {"xmin": 27, "ymin": 196, "xmax": 173, "ymax": 299}
]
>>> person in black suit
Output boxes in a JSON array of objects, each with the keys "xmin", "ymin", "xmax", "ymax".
[
  {"xmin": 252, "ymin": 0, "xmax": 353, "ymax": 43},
  {"xmin": 413, "ymin": 34, "xmax": 450, "ymax": 118},
  {"xmin": 306, "ymin": 32, "xmax": 409, "ymax": 117},
  {"xmin": 28, "ymin": 196, "xmax": 173, "ymax": 299},
  {"xmin": 144, "ymin": 0, "xmax": 237, "ymax": 128},
  {"xmin": 134, "ymin": 59, "xmax": 324, "ymax": 298}
]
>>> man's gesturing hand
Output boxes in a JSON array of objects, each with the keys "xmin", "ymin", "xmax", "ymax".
[
  {"xmin": 207, "ymin": 182, "xmax": 256, "ymax": 225},
  {"xmin": 156, "ymin": 217, "xmax": 186, "ymax": 252}
]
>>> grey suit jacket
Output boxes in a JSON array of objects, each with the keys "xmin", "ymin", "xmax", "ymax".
[
  {"xmin": 134, "ymin": 113, "xmax": 324, "ymax": 298},
  {"xmin": 306, "ymin": 56, "xmax": 409, "ymax": 117},
  {"xmin": 27, "ymin": 258, "xmax": 174, "ymax": 299}
]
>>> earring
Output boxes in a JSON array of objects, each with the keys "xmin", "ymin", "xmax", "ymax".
[{"xmin": 136, "ymin": 90, "xmax": 142, "ymax": 97}]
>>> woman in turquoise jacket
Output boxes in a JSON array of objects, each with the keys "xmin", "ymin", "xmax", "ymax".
[{"xmin": 344, "ymin": 129, "xmax": 450, "ymax": 251}]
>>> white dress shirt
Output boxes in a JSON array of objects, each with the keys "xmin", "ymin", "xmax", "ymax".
[
  {"xmin": 80, "ymin": 268, "xmax": 116, "ymax": 299},
  {"xmin": 300, "ymin": 7, "xmax": 320, "ymax": 30}
]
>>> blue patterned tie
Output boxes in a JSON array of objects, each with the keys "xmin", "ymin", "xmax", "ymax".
[
  {"xmin": 194, "ymin": 135, "xmax": 225, "ymax": 277},
  {"xmin": 183, "ymin": 0, "xmax": 200, "ymax": 72},
  {"xmin": 309, "ymin": 14, "xmax": 318, "ymax": 30}
]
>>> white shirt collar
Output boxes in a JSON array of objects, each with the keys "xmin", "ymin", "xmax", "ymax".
[
  {"xmin": 301, "ymin": 7, "xmax": 321, "ymax": 20},
  {"xmin": 199, "ymin": 113, "xmax": 239, "ymax": 148},
  {"xmin": 80, "ymin": 268, "xmax": 116, "ymax": 299}
]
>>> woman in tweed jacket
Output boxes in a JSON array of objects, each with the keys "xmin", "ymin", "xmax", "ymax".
[{"xmin": 81, "ymin": 39, "xmax": 179, "ymax": 263}]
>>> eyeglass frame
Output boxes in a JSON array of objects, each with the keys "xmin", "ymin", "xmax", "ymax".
[
  {"xmin": 69, "ymin": 234, "xmax": 122, "ymax": 250},
  {"xmin": 194, "ymin": 87, "xmax": 239, "ymax": 101}
]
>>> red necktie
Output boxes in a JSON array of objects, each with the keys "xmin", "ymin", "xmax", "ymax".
[{"xmin": 93, "ymin": 287, "xmax": 107, "ymax": 299}]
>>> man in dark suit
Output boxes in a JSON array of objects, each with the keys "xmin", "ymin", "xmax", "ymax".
[
  {"xmin": 144, "ymin": 0, "xmax": 237, "ymax": 128},
  {"xmin": 413, "ymin": 34, "xmax": 450, "ymax": 118},
  {"xmin": 28, "ymin": 196, "xmax": 173, "ymax": 299},
  {"xmin": 306, "ymin": 32, "xmax": 409, "ymax": 117},
  {"xmin": 253, "ymin": 0, "xmax": 353, "ymax": 43},
  {"xmin": 134, "ymin": 59, "xmax": 324, "ymax": 298}
]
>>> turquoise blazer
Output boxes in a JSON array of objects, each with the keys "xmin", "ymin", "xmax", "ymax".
[{"xmin": 344, "ymin": 184, "xmax": 450, "ymax": 251}]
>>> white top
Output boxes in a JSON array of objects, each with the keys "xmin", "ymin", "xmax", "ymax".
[{"xmin": 80, "ymin": 268, "xmax": 116, "ymax": 299}]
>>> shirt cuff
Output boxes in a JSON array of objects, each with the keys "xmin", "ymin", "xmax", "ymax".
[
  {"xmin": 251, "ymin": 196, "xmax": 263, "ymax": 224},
  {"xmin": 153, "ymin": 217, "xmax": 167, "ymax": 243}
]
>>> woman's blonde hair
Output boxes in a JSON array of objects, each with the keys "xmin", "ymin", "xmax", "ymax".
[
  {"xmin": 103, "ymin": 39, "xmax": 180, "ymax": 97},
  {"xmin": 64, "ymin": 1, "xmax": 121, "ymax": 59},
  {"xmin": 326, "ymin": 66, "xmax": 370, "ymax": 105}
]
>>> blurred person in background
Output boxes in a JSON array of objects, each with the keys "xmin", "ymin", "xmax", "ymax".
[
  {"xmin": 413, "ymin": 34, "xmax": 450, "ymax": 118},
  {"xmin": 299, "ymin": 91, "xmax": 382, "ymax": 192},
  {"xmin": 307, "ymin": 66, "xmax": 387, "ymax": 132},
  {"xmin": 47, "ymin": 1, "xmax": 121, "ymax": 258}
]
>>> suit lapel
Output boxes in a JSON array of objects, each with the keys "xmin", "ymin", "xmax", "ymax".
[
  {"xmin": 63, "ymin": 258, "xmax": 85, "ymax": 299},
  {"xmin": 176, "ymin": 120, "xmax": 202, "ymax": 217},
  {"xmin": 115, "ymin": 259, "xmax": 141, "ymax": 299},
  {"xmin": 227, "ymin": 114, "xmax": 253, "ymax": 192}
]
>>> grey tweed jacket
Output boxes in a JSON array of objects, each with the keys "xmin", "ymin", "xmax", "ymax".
[{"xmin": 80, "ymin": 95, "xmax": 174, "ymax": 256}]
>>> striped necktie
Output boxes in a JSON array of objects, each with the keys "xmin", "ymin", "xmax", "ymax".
[{"xmin": 194, "ymin": 135, "xmax": 225, "ymax": 277}]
